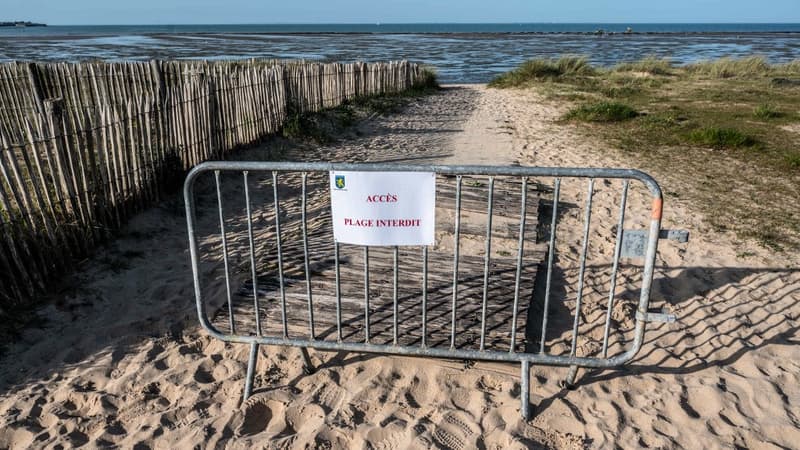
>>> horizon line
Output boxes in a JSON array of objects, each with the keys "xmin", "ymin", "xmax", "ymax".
[{"xmin": 18, "ymin": 21, "xmax": 800, "ymax": 27}]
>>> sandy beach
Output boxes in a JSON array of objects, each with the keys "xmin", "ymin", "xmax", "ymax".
[{"xmin": 0, "ymin": 84, "xmax": 798, "ymax": 449}]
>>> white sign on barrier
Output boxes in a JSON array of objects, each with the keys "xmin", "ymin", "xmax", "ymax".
[{"xmin": 329, "ymin": 171, "xmax": 436, "ymax": 246}]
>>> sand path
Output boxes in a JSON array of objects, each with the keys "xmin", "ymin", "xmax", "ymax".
[{"xmin": 0, "ymin": 85, "xmax": 798, "ymax": 449}]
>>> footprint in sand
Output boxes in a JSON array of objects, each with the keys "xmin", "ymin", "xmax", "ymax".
[
  {"xmin": 238, "ymin": 398, "xmax": 286, "ymax": 437},
  {"xmin": 105, "ymin": 420, "xmax": 127, "ymax": 436},
  {"xmin": 432, "ymin": 411, "xmax": 481, "ymax": 450},
  {"xmin": 365, "ymin": 419, "xmax": 409, "ymax": 450},
  {"xmin": 314, "ymin": 381, "xmax": 348, "ymax": 414},
  {"xmin": 312, "ymin": 428, "xmax": 353, "ymax": 449},
  {"xmin": 285, "ymin": 403, "xmax": 325, "ymax": 434},
  {"xmin": 193, "ymin": 362, "xmax": 216, "ymax": 384},
  {"xmin": 178, "ymin": 340, "xmax": 204, "ymax": 356},
  {"xmin": 145, "ymin": 343, "xmax": 165, "ymax": 362},
  {"xmin": 55, "ymin": 422, "xmax": 89, "ymax": 448},
  {"xmin": 211, "ymin": 358, "xmax": 237, "ymax": 381}
]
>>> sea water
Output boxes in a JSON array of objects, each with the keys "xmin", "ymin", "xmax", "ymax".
[{"xmin": 1, "ymin": 23, "xmax": 799, "ymax": 83}]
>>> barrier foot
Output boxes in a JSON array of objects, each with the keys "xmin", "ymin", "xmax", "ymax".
[
  {"xmin": 520, "ymin": 360, "xmax": 531, "ymax": 421},
  {"xmin": 564, "ymin": 364, "xmax": 579, "ymax": 389},
  {"xmin": 300, "ymin": 347, "xmax": 316, "ymax": 375},
  {"xmin": 243, "ymin": 343, "xmax": 259, "ymax": 402}
]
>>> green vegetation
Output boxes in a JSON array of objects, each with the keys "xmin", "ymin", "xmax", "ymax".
[
  {"xmin": 281, "ymin": 104, "xmax": 338, "ymax": 144},
  {"xmin": 614, "ymin": 56, "xmax": 673, "ymax": 76},
  {"xmin": 564, "ymin": 102, "xmax": 639, "ymax": 122},
  {"xmin": 282, "ymin": 69, "xmax": 440, "ymax": 144},
  {"xmin": 487, "ymin": 56, "xmax": 595, "ymax": 87},
  {"xmin": 784, "ymin": 153, "xmax": 800, "ymax": 169},
  {"xmin": 753, "ymin": 104, "xmax": 782, "ymax": 119},
  {"xmin": 412, "ymin": 66, "xmax": 440, "ymax": 91},
  {"xmin": 685, "ymin": 56, "xmax": 772, "ymax": 78},
  {"xmin": 490, "ymin": 56, "xmax": 800, "ymax": 251},
  {"xmin": 687, "ymin": 127, "xmax": 757, "ymax": 149}
]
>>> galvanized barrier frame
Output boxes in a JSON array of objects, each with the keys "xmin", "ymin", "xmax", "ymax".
[{"xmin": 184, "ymin": 161, "xmax": 664, "ymax": 419}]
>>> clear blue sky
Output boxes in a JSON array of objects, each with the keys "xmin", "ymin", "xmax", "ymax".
[{"xmin": 4, "ymin": 0, "xmax": 799, "ymax": 25}]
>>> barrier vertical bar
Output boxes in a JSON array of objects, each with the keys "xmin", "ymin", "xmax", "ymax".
[
  {"xmin": 273, "ymin": 171, "xmax": 288, "ymax": 338},
  {"xmin": 510, "ymin": 178, "xmax": 528, "ymax": 353},
  {"xmin": 480, "ymin": 176, "xmax": 495, "ymax": 351},
  {"xmin": 243, "ymin": 342, "xmax": 259, "ymax": 401},
  {"xmin": 521, "ymin": 359, "xmax": 531, "ymax": 420},
  {"xmin": 215, "ymin": 170, "xmax": 235, "ymax": 334},
  {"xmin": 393, "ymin": 245, "xmax": 399, "ymax": 345},
  {"xmin": 301, "ymin": 172, "xmax": 315, "ymax": 339},
  {"xmin": 244, "ymin": 171, "xmax": 262, "ymax": 336},
  {"xmin": 334, "ymin": 242, "xmax": 342, "ymax": 342},
  {"xmin": 566, "ymin": 178, "xmax": 595, "ymax": 385},
  {"xmin": 450, "ymin": 175, "xmax": 462, "ymax": 349},
  {"xmin": 421, "ymin": 245, "xmax": 428, "ymax": 348},
  {"xmin": 364, "ymin": 246, "xmax": 370, "ymax": 343},
  {"xmin": 540, "ymin": 178, "xmax": 560, "ymax": 353},
  {"xmin": 629, "ymin": 196, "xmax": 663, "ymax": 358},
  {"xmin": 602, "ymin": 180, "xmax": 629, "ymax": 357},
  {"xmin": 570, "ymin": 178, "xmax": 595, "ymax": 354}
]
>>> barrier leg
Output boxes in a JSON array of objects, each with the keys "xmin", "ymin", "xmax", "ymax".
[
  {"xmin": 300, "ymin": 347, "xmax": 316, "ymax": 375},
  {"xmin": 520, "ymin": 360, "xmax": 531, "ymax": 420},
  {"xmin": 565, "ymin": 364, "xmax": 579, "ymax": 388},
  {"xmin": 243, "ymin": 343, "xmax": 259, "ymax": 402}
]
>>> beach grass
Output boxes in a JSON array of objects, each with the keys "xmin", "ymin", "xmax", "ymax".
[
  {"xmin": 412, "ymin": 66, "xmax": 440, "ymax": 91},
  {"xmin": 753, "ymin": 104, "xmax": 783, "ymax": 119},
  {"xmin": 564, "ymin": 101, "xmax": 639, "ymax": 122},
  {"xmin": 283, "ymin": 70, "xmax": 440, "ymax": 143},
  {"xmin": 687, "ymin": 127, "xmax": 757, "ymax": 149},
  {"xmin": 614, "ymin": 56, "xmax": 673, "ymax": 75},
  {"xmin": 487, "ymin": 56, "xmax": 594, "ymax": 87},
  {"xmin": 685, "ymin": 56, "xmax": 772, "ymax": 78},
  {"xmin": 491, "ymin": 56, "xmax": 800, "ymax": 251}
]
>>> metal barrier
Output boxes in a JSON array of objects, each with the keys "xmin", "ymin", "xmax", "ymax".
[{"xmin": 184, "ymin": 161, "xmax": 684, "ymax": 419}]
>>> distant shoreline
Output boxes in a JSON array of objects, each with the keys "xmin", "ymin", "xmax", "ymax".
[{"xmin": 0, "ymin": 21, "xmax": 46, "ymax": 27}]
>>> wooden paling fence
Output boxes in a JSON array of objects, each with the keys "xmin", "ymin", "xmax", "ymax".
[{"xmin": 0, "ymin": 59, "xmax": 427, "ymax": 312}]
